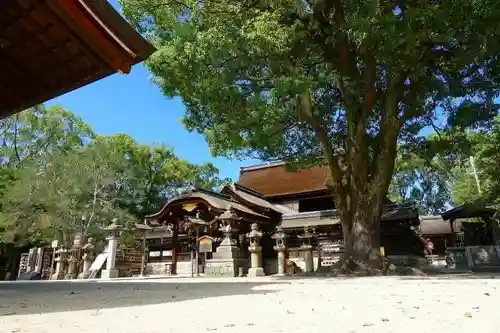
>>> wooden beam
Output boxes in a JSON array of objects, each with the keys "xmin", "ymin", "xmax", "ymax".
[{"xmin": 51, "ymin": 0, "xmax": 131, "ymax": 73}]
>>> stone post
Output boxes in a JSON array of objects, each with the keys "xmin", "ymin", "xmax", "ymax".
[
  {"xmin": 298, "ymin": 227, "xmax": 314, "ymax": 273},
  {"xmin": 79, "ymin": 237, "xmax": 95, "ymax": 279},
  {"xmin": 272, "ymin": 226, "xmax": 288, "ymax": 276},
  {"xmin": 66, "ymin": 234, "xmax": 82, "ymax": 279},
  {"xmin": 246, "ymin": 223, "xmax": 264, "ymax": 277},
  {"xmin": 51, "ymin": 248, "xmax": 68, "ymax": 280},
  {"xmin": 101, "ymin": 219, "xmax": 122, "ymax": 279}
]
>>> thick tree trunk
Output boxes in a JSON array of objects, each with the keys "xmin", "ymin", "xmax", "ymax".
[
  {"xmin": 342, "ymin": 212, "xmax": 381, "ymax": 265},
  {"xmin": 337, "ymin": 188, "xmax": 385, "ymax": 272}
]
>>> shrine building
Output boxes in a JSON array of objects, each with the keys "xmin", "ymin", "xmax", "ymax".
[{"xmin": 142, "ymin": 162, "xmax": 426, "ymax": 277}]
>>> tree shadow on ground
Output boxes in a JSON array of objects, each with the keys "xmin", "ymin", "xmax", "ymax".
[
  {"xmin": 271, "ymin": 271, "xmax": 500, "ymax": 282},
  {"xmin": 398, "ymin": 272, "xmax": 500, "ymax": 281},
  {"xmin": 0, "ymin": 280, "xmax": 286, "ymax": 316}
]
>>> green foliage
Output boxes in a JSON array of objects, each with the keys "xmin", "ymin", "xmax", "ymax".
[
  {"xmin": 0, "ymin": 106, "xmax": 227, "ymax": 246},
  {"xmin": 388, "ymin": 144, "xmax": 452, "ymax": 215},
  {"xmin": 450, "ymin": 117, "xmax": 500, "ymax": 208}
]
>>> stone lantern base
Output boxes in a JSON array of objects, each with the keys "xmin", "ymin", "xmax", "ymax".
[
  {"xmin": 101, "ymin": 269, "xmax": 119, "ymax": 279},
  {"xmin": 248, "ymin": 266, "xmax": 265, "ymax": 277}
]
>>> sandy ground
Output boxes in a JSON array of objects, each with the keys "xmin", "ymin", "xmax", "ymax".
[{"xmin": 0, "ymin": 275, "xmax": 499, "ymax": 333}]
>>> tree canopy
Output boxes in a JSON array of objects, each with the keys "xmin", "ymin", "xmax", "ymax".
[
  {"xmin": 120, "ymin": 0, "xmax": 500, "ymax": 265},
  {"xmin": 0, "ymin": 106, "xmax": 228, "ymax": 247}
]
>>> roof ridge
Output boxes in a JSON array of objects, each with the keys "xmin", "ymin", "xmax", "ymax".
[
  {"xmin": 233, "ymin": 183, "xmax": 266, "ymax": 198},
  {"xmin": 240, "ymin": 161, "xmax": 285, "ymax": 172}
]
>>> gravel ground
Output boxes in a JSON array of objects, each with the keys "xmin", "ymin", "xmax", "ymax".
[{"xmin": 0, "ymin": 275, "xmax": 499, "ymax": 333}]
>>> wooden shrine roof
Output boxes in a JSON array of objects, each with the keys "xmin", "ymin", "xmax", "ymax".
[
  {"xmin": 441, "ymin": 204, "xmax": 497, "ymax": 221},
  {"xmin": 0, "ymin": 0, "xmax": 155, "ymax": 118},
  {"xmin": 237, "ymin": 162, "xmax": 330, "ymax": 198},
  {"xmin": 146, "ymin": 188, "xmax": 269, "ymax": 222},
  {"xmin": 220, "ymin": 183, "xmax": 282, "ymax": 214},
  {"xmin": 419, "ymin": 216, "xmax": 451, "ymax": 235}
]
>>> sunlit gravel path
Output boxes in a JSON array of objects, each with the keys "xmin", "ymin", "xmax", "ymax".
[{"xmin": 1, "ymin": 275, "xmax": 499, "ymax": 333}]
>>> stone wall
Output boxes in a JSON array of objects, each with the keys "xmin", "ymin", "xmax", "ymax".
[{"xmin": 204, "ymin": 258, "xmax": 248, "ymax": 277}]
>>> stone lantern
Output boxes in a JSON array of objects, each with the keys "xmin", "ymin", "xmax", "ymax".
[
  {"xmin": 272, "ymin": 226, "xmax": 289, "ymax": 276},
  {"xmin": 66, "ymin": 233, "xmax": 82, "ymax": 279},
  {"xmin": 298, "ymin": 227, "xmax": 314, "ymax": 273},
  {"xmin": 79, "ymin": 237, "xmax": 96, "ymax": 279},
  {"xmin": 208, "ymin": 205, "xmax": 245, "ymax": 277},
  {"xmin": 217, "ymin": 205, "xmax": 242, "ymax": 247},
  {"xmin": 101, "ymin": 218, "xmax": 123, "ymax": 279},
  {"xmin": 246, "ymin": 223, "xmax": 264, "ymax": 277},
  {"xmin": 51, "ymin": 247, "xmax": 68, "ymax": 280}
]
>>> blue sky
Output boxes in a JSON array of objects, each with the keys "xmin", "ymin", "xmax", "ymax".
[{"xmin": 46, "ymin": 1, "xmax": 260, "ymax": 181}]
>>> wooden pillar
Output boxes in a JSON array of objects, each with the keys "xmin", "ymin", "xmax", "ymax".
[
  {"xmin": 171, "ymin": 229, "xmax": 178, "ymax": 275},
  {"xmin": 449, "ymin": 218, "xmax": 456, "ymax": 246}
]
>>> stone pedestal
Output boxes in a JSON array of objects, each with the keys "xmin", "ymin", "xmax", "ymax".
[
  {"xmin": 300, "ymin": 245, "xmax": 314, "ymax": 273},
  {"xmin": 51, "ymin": 249, "xmax": 67, "ymax": 280},
  {"xmin": 246, "ymin": 223, "xmax": 264, "ymax": 277},
  {"xmin": 248, "ymin": 245, "xmax": 264, "ymax": 277},
  {"xmin": 274, "ymin": 245, "xmax": 287, "ymax": 276},
  {"xmin": 101, "ymin": 269, "xmax": 119, "ymax": 279},
  {"xmin": 79, "ymin": 237, "xmax": 95, "ymax": 279},
  {"xmin": 206, "ymin": 232, "xmax": 243, "ymax": 277},
  {"xmin": 204, "ymin": 206, "xmax": 246, "ymax": 277},
  {"xmin": 66, "ymin": 257, "xmax": 77, "ymax": 279},
  {"xmin": 101, "ymin": 220, "xmax": 122, "ymax": 280},
  {"xmin": 298, "ymin": 227, "xmax": 314, "ymax": 273},
  {"xmin": 272, "ymin": 226, "xmax": 289, "ymax": 276}
]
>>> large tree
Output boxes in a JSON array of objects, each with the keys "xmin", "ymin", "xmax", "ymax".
[{"xmin": 120, "ymin": 0, "xmax": 500, "ymax": 267}]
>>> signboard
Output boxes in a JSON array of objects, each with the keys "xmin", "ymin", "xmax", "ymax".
[
  {"xmin": 149, "ymin": 251, "xmax": 161, "ymax": 257},
  {"xmin": 318, "ymin": 239, "xmax": 344, "ymax": 266},
  {"xmin": 469, "ymin": 246, "xmax": 500, "ymax": 267},
  {"xmin": 198, "ymin": 236, "xmax": 214, "ymax": 253},
  {"xmin": 51, "ymin": 240, "xmax": 59, "ymax": 249},
  {"xmin": 447, "ymin": 248, "xmax": 469, "ymax": 270}
]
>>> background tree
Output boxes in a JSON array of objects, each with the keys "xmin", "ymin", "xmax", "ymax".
[
  {"xmin": 0, "ymin": 107, "xmax": 229, "ymax": 246},
  {"xmin": 450, "ymin": 118, "xmax": 500, "ymax": 207},
  {"xmin": 388, "ymin": 134, "xmax": 453, "ymax": 215},
  {"xmin": 120, "ymin": 0, "xmax": 500, "ymax": 266}
]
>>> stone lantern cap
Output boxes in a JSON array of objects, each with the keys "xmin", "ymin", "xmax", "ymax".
[
  {"xmin": 272, "ymin": 225, "xmax": 288, "ymax": 240},
  {"xmin": 216, "ymin": 205, "xmax": 243, "ymax": 222},
  {"xmin": 103, "ymin": 218, "xmax": 123, "ymax": 231},
  {"xmin": 82, "ymin": 237, "xmax": 95, "ymax": 250},
  {"xmin": 133, "ymin": 223, "xmax": 153, "ymax": 232},
  {"xmin": 297, "ymin": 227, "xmax": 314, "ymax": 239},
  {"xmin": 71, "ymin": 234, "xmax": 83, "ymax": 249},
  {"xmin": 246, "ymin": 223, "xmax": 263, "ymax": 240}
]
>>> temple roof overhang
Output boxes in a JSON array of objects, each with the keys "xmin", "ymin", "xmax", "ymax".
[
  {"xmin": 419, "ymin": 215, "xmax": 451, "ymax": 235},
  {"xmin": 146, "ymin": 188, "xmax": 270, "ymax": 223},
  {"xmin": 0, "ymin": 0, "xmax": 155, "ymax": 118},
  {"xmin": 220, "ymin": 183, "xmax": 282, "ymax": 215},
  {"xmin": 280, "ymin": 203, "xmax": 419, "ymax": 230},
  {"xmin": 441, "ymin": 204, "xmax": 497, "ymax": 221}
]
